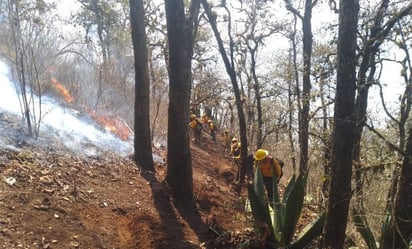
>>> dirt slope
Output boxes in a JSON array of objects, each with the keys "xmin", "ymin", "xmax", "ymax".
[{"xmin": 0, "ymin": 135, "xmax": 260, "ymax": 248}]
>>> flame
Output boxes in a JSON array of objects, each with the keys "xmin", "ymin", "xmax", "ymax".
[
  {"xmin": 86, "ymin": 109, "xmax": 133, "ymax": 141},
  {"xmin": 50, "ymin": 77, "xmax": 74, "ymax": 103}
]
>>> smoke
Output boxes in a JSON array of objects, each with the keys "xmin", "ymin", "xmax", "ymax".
[
  {"xmin": 0, "ymin": 61, "xmax": 21, "ymax": 114},
  {"xmin": 0, "ymin": 60, "xmax": 134, "ymax": 157}
]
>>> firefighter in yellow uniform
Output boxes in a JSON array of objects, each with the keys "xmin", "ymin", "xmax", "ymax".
[
  {"xmin": 254, "ymin": 149, "xmax": 284, "ymax": 206},
  {"xmin": 229, "ymin": 138, "xmax": 241, "ymax": 182},
  {"xmin": 201, "ymin": 114, "xmax": 209, "ymax": 124},
  {"xmin": 229, "ymin": 138, "xmax": 240, "ymax": 158},
  {"xmin": 221, "ymin": 131, "xmax": 232, "ymax": 153},
  {"xmin": 188, "ymin": 114, "xmax": 202, "ymax": 145},
  {"xmin": 207, "ymin": 119, "xmax": 216, "ymax": 141}
]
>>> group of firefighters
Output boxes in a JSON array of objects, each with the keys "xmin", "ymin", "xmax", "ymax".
[
  {"xmin": 188, "ymin": 113, "xmax": 216, "ymax": 144},
  {"xmin": 189, "ymin": 113, "xmax": 284, "ymax": 205}
]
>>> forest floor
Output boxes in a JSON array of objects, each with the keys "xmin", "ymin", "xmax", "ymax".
[{"xmin": 0, "ymin": 129, "xmax": 268, "ymax": 249}]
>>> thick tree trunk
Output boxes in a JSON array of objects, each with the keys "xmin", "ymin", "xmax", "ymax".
[
  {"xmin": 324, "ymin": 0, "xmax": 359, "ymax": 248},
  {"xmin": 130, "ymin": 0, "xmax": 154, "ymax": 171},
  {"xmin": 165, "ymin": 0, "xmax": 200, "ymax": 202}
]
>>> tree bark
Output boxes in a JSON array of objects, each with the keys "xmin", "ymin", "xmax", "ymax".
[
  {"xmin": 250, "ymin": 44, "xmax": 263, "ymax": 149},
  {"xmin": 324, "ymin": 0, "xmax": 359, "ymax": 248},
  {"xmin": 299, "ymin": 0, "xmax": 313, "ymax": 174},
  {"xmin": 351, "ymin": 0, "xmax": 388, "ymax": 244},
  {"xmin": 165, "ymin": 0, "xmax": 200, "ymax": 202},
  {"xmin": 284, "ymin": 0, "xmax": 313, "ymax": 174},
  {"xmin": 382, "ymin": 128, "xmax": 412, "ymax": 249},
  {"xmin": 319, "ymin": 72, "xmax": 331, "ymax": 209},
  {"xmin": 130, "ymin": 0, "xmax": 154, "ymax": 171},
  {"xmin": 289, "ymin": 18, "xmax": 299, "ymax": 175}
]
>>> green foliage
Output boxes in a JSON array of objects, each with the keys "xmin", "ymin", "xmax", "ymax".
[
  {"xmin": 248, "ymin": 169, "xmax": 325, "ymax": 248},
  {"xmin": 352, "ymin": 208, "xmax": 378, "ymax": 249},
  {"xmin": 247, "ymin": 168, "xmax": 274, "ymax": 239},
  {"xmin": 283, "ymin": 173, "xmax": 306, "ymax": 245},
  {"xmin": 353, "ymin": 208, "xmax": 394, "ymax": 249}
]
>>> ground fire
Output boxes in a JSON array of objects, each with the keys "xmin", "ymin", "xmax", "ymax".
[
  {"xmin": 49, "ymin": 77, "xmax": 132, "ymax": 141},
  {"xmin": 50, "ymin": 77, "xmax": 74, "ymax": 103},
  {"xmin": 86, "ymin": 109, "xmax": 133, "ymax": 141}
]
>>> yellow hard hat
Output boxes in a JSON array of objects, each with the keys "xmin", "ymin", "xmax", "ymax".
[
  {"xmin": 255, "ymin": 149, "xmax": 268, "ymax": 161},
  {"xmin": 231, "ymin": 138, "xmax": 238, "ymax": 143},
  {"xmin": 190, "ymin": 114, "xmax": 196, "ymax": 119}
]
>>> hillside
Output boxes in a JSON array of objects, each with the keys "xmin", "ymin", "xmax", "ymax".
[{"xmin": 0, "ymin": 131, "xmax": 262, "ymax": 248}]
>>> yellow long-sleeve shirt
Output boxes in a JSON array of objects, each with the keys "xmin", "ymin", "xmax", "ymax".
[{"xmin": 256, "ymin": 156, "xmax": 282, "ymax": 178}]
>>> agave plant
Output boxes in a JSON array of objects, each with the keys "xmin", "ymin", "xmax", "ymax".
[
  {"xmin": 352, "ymin": 206, "xmax": 395, "ymax": 249},
  {"xmin": 247, "ymin": 168, "xmax": 325, "ymax": 248}
]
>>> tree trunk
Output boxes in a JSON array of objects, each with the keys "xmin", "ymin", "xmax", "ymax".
[
  {"xmin": 299, "ymin": 0, "xmax": 313, "ymax": 174},
  {"xmin": 351, "ymin": 0, "xmax": 388, "ymax": 244},
  {"xmin": 165, "ymin": 0, "xmax": 200, "ymax": 202},
  {"xmin": 250, "ymin": 46, "xmax": 263, "ymax": 149},
  {"xmin": 200, "ymin": 0, "xmax": 249, "ymax": 192},
  {"xmin": 351, "ymin": 2, "xmax": 412, "ymax": 247},
  {"xmin": 319, "ymin": 73, "xmax": 331, "ymax": 210},
  {"xmin": 324, "ymin": 0, "xmax": 359, "ymax": 248},
  {"xmin": 383, "ymin": 128, "xmax": 412, "ymax": 249},
  {"xmin": 289, "ymin": 18, "xmax": 299, "ymax": 174},
  {"xmin": 393, "ymin": 128, "xmax": 412, "ymax": 248},
  {"xmin": 284, "ymin": 0, "xmax": 313, "ymax": 174},
  {"xmin": 130, "ymin": 0, "xmax": 154, "ymax": 171}
]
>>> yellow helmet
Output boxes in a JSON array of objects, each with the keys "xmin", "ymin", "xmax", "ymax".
[
  {"xmin": 190, "ymin": 114, "xmax": 196, "ymax": 120},
  {"xmin": 231, "ymin": 138, "xmax": 238, "ymax": 143},
  {"xmin": 255, "ymin": 149, "xmax": 268, "ymax": 161}
]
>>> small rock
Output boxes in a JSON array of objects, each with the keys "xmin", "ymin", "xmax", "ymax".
[
  {"xmin": 5, "ymin": 177, "xmax": 16, "ymax": 186},
  {"xmin": 70, "ymin": 241, "xmax": 80, "ymax": 247}
]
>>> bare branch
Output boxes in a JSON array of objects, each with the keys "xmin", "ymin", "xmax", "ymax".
[
  {"xmin": 283, "ymin": 0, "xmax": 303, "ymax": 20},
  {"xmin": 365, "ymin": 123, "xmax": 405, "ymax": 156},
  {"xmin": 376, "ymin": 81, "xmax": 400, "ymax": 126}
]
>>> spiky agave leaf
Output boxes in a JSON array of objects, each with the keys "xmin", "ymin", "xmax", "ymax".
[
  {"xmin": 379, "ymin": 212, "xmax": 391, "ymax": 248},
  {"xmin": 289, "ymin": 212, "xmax": 326, "ymax": 249},
  {"xmin": 282, "ymin": 173, "xmax": 307, "ymax": 245},
  {"xmin": 272, "ymin": 176, "xmax": 284, "ymax": 244},
  {"xmin": 249, "ymin": 170, "xmax": 324, "ymax": 248},
  {"xmin": 282, "ymin": 174, "xmax": 296, "ymax": 204},
  {"xmin": 247, "ymin": 168, "xmax": 274, "ymax": 240},
  {"xmin": 352, "ymin": 207, "xmax": 377, "ymax": 249}
]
